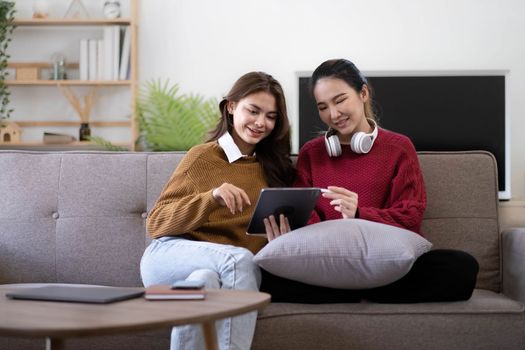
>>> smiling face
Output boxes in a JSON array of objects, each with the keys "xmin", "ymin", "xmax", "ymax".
[
  {"xmin": 313, "ymin": 77, "xmax": 371, "ymax": 144},
  {"xmin": 228, "ymin": 91, "xmax": 278, "ymax": 155}
]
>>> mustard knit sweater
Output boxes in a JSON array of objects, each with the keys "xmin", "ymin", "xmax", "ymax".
[{"xmin": 147, "ymin": 141, "xmax": 268, "ymax": 254}]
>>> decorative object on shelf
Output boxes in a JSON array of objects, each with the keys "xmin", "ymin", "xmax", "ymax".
[
  {"xmin": 103, "ymin": 1, "xmax": 121, "ymax": 19},
  {"xmin": 50, "ymin": 52, "xmax": 67, "ymax": 80},
  {"xmin": 43, "ymin": 131, "xmax": 76, "ymax": 144},
  {"xmin": 15, "ymin": 65, "xmax": 39, "ymax": 80},
  {"xmin": 0, "ymin": 120, "xmax": 21, "ymax": 143},
  {"xmin": 58, "ymin": 85, "xmax": 97, "ymax": 141},
  {"xmin": 138, "ymin": 79, "xmax": 220, "ymax": 151},
  {"xmin": 0, "ymin": 0, "xmax": 16, "ymax": 123},
  {"xmin": 64, "ymin": 0, "xmax": 89, "ymax": 19},
  {"xmin": 9, "ymin": 61, "xmax": 78, "ymax": 81},
  {"xmin": 78, "ymin": 122, "xmax": 90, "ymax": 141},
  {"xmin": 32, "ymin": 0, "xmax": 50, "ymax": 19}
]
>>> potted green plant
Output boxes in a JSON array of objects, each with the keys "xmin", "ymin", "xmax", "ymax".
[
  {"xmin": 137, "ymin": 79, "xmax": 219, "ymax": 151},
  {"xmin": 0, "ymin": 1, "xmax": 16, "ymax": 124}
]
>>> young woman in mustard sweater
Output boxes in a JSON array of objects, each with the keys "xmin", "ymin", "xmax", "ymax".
[{"xmin": 140, "ymin": 71, "xmax": 294, "ymax": 350}]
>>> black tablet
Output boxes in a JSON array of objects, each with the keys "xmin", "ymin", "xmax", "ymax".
[{"xmin": 246, "ymin": 187, "xmax": 321, "ymax": 235}]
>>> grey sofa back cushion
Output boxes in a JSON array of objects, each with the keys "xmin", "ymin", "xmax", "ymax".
[
  {"xmin": 419, "ymin": 151, "xmax": 500, "ymax": 292},
  {"xmin": 0, "ymin": 150, "xmax": 500, "ymax": 291},
  {"xmin": 0, "ymin": 151, "xmax": 183, "ymax": 287}
]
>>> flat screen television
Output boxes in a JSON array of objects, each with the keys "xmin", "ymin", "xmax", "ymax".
[{"xmin": 298, "ymin": 71, "xmax": 510, "ymax": 200}]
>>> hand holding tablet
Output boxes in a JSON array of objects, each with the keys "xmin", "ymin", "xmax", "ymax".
[
  {"xmin": 246, "ymin": 188, "xmax": 323, "ymax": 235},
  {"xmin": 263, "ymin": 213, "xmax": 291, "ymax": 241}
]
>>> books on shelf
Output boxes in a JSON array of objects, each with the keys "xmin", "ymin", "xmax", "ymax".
[
  {"xmin": 79, "ymin": 39, "xmax": 88, "ymax": 80},
  {"xmin": 112, "ymin": 25, "xmax": 120, "ymax": 80},
  {"xmin": 43, "ymin": 132, "xmax": 76, "ymax": 144},
  {"xmin": 119, "ymin": 26, "xmax": 131, "ymax": 80},
  {"xmin": 79, "ymin": 25, "xmax": 129, "ymax": 81},
  {"xmin": 97, "ymin": 39, "xmax": 104, "ymax": 80},
  {"xmin": 144, "ymin": 284, "xmax": 207, "ymax": 301},
  {"xmin": 88, "ymin": 39, "xmax": 98, "ymax": 80},
  {"xmin": 102, "ymin": 26, "xmax": 113, "ymax": 80}
]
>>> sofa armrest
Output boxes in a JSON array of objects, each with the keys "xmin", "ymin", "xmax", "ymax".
[{"xmin": 502, "ymin": 227, "xmax": 525, "ymax": 303}]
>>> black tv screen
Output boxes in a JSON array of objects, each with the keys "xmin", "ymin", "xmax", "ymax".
[{"xmin": 298, "ymin": 73, "xmax": 508, "ymax": 199}]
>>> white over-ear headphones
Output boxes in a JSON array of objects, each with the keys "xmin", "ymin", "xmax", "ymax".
[{"xmin": 324, "ymin": 119, "xmax": 378, "ymax": 157}]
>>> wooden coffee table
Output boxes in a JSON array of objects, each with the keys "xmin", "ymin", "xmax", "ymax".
[{"xmin": 0, "ymin": 286, "xmax": 270, "ymax": 350}]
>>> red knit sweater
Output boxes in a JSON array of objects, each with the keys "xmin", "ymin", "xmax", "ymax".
[{"xmin": 294, "ymin": 128, "xmax": 427, "ymax": 234}]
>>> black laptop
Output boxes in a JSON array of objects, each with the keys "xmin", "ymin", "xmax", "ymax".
[{"xmin": 5, "ymin": 285, "xmax": 145, "ymax": 304}]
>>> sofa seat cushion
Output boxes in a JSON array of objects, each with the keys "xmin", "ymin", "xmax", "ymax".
[
  {"xmin": 258, "ymin": 289, "xmax": 523, "ymax": 317},
  {"xmin": 253, "ymin": 289, "xmax": 525, "ymax": 350}
]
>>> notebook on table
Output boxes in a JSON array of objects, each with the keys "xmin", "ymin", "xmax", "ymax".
[
  {"xmin": 144, "ymin": 284, "xmax": 207, "ymax": 300},
  {"xmin": 5, "ymin": 285, "xmax": 145, "ymax": 304}
]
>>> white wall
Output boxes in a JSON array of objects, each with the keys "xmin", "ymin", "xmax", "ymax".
[{"xmin": 139, "ymin": 0, "xmax": 525, "ymax": 200}]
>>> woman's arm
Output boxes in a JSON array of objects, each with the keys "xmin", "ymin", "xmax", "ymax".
[
  {"xmin": 358, "ymin": 148, "xmax": 427, "ymax": 233},
  {"xmin": 147, "ymin": 148, "xmax": 252, "ymax": 239},
  {"xmin": 146, "ymin": 166, "xmax": 219, "ymax": 239}
]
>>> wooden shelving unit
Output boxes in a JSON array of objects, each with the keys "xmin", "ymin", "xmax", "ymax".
[
  {"xmin": 13, "ymin": 18, "xmax": 132, "ymax": 26},
  {"xmin": 1, "ymin": 0, "xmax": 139, "ymax": 151},
  {"xmin": 15, "ymin": 120, "xmax": 130, "ymax": 127},
  {"xmin": 0, "ymin": 141, "xmax": 130, "ymax": 151},
  {"xmin": 6, "ymin": 80, "xmax": 132, "ymax": 86}
]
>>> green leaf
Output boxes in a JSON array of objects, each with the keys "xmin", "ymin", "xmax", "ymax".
[
  {"xmin": 137, "ymin": 79, "xmax": 220, "ymax": 151},
  {"xmin": 0, "ymin": 0, "xmax": 16, "ymax": 121},
  {"xmin": 87, "ymin": 136, "xmax": 128, "ymax": 151}
]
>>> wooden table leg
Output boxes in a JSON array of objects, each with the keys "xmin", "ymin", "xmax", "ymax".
[
  {"xmin": 201, "ymin": 321, "xmax": 219, "ymax": 350},
  {"xmin": 45, "ymin": 337, "xmax": 65, "ymax": 350}
]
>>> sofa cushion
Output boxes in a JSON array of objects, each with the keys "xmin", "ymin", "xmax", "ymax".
[
  {"xmin": 419, "ymin": 151, "xmax": 500, "ymax": 292},
  {"xmin": 253, "ymin": 289, "xmax": 525, "ymax": 350},
  {"xmin": 254, "ymin": 219, "xmax": 432, "ymax": 289}
]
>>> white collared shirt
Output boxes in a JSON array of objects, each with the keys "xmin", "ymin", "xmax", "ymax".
[{"xmin": 218, "ymin": 132, "xmax": 248, "ymax": 163}]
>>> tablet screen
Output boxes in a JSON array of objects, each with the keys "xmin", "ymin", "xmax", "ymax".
[{"xmin": 246, "ymin": 188, "xmax": 321, "ymax": 235}]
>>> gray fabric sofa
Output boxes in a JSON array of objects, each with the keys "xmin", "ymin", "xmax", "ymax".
[{"xmin": 0, "ymin": 150, "xmax": 524, "ymax": 350}]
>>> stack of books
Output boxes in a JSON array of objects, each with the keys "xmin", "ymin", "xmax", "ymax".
[{"xmin": 79, "ymin": 25, "xmax": 131, "ymax": 81}]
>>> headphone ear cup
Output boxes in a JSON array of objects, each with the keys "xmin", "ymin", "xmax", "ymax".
[
  {"xmin": 351, "ymin": 132, "xmax": 364, "ymax": 154},
  {"xmin": 331, "ymin": 135, "xmax": 342, "ymax": 157},
  {"xmin": 325, "ymin": 133, "xmax": 342, "ymax": 157},
  {"xmin": 359, "ymin": 136, "xmax": 374, "ymax": 154},
  {"xmin": 351, "ymin": 131, "xmax": 376, "ymax": 154}
]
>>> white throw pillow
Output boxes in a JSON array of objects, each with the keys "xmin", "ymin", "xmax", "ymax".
[{"xmin": 254, "ymin": 219, "xmax": 432, "ymax": 289}]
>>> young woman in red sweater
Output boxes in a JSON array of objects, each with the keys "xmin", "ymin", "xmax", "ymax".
[{"xmin": 261, "ymin": 59, "xmax": 479, "ymax": 303}]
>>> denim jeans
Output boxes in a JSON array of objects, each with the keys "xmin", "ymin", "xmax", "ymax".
[{"xmin": 140, "ymin": 236, "xmax": 261, "ymax": 350}]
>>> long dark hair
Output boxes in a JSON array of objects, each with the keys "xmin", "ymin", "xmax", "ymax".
[
  {"xmin": 311, "ymin": 59, "xmax": 376, "ymax": 121},
  {"xmin": 207, "ymin": 72, "xmax": 295, "ymax": 187}
]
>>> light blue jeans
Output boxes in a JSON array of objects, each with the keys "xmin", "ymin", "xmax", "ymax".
[{"xmin": 140, "ymin": 236, "xmax": 261, "ymax": 350}]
